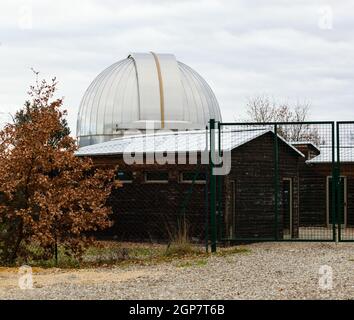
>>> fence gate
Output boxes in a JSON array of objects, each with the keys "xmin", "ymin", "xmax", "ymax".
[
  {"xmin": 207, "ymin": 120, "xmax": 354, "ymax": 248},
  {"xmin": 337, "ymin": 121, "xmax": 354, "ymax": 242}
]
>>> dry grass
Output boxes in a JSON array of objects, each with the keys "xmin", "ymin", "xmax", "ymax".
[
  {"xmin": 164, "ymin": 219, "xmax": 202, "ymax": 257},
  {"xmin": 1, "ymin": 238, "xmax": 251, "ymax": 269}
]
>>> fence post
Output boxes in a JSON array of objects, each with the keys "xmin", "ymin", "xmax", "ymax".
[
  {"xmin": 54, "ymin": 235, "xmax": 58, "ymax": 266},
  {"xmin": 332, "ymin": 122, "xmax": 337, "ymax": 242},
  {"xmin": 217, "ymin": 121, "xmax": 223, "ymax": 242},
  {"xmin": 274, "ymin": 124, "xmax": 279, "ymax": 240},
  {"xmin": 336, "ymin": 122, "xmax": 341, "ymax": 242},
  {"xmin": 209, "ymin": 119, "xmax": 217, "ymax": 252},
  {"xmin": 205, "ymin": 126, "xmax": 209, "ymax": 253},
  {"xmin": 205, "ymin": 169, "xmax": 209, "ymax": 253}
]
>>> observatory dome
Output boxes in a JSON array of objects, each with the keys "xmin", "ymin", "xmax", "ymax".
[{"xmin": 77, "ymin": 52, "xmax": 221, "ymax": 147}]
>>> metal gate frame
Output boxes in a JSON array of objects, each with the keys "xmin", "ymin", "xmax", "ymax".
[
  {"xmin": 207, "ymin": 120, "xmax": 348, "ymax": 251},
  {"xmin": 337, "ymin": 121, "xmax": 354, "ymax": 242}
]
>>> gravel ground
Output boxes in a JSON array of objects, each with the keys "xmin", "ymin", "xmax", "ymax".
[{"xmin": 1, "ymin": 242, "xmax": 354, "ymax": 300}]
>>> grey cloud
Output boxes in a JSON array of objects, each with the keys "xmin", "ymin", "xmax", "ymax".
[{"xmin": 0, "ymin": 0, "xmax": 353, "ymax": 134}]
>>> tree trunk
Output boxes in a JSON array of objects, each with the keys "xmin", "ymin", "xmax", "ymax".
[{"xmin": 8, "ymin": 221, "xmax": 23, "ymax": 264}]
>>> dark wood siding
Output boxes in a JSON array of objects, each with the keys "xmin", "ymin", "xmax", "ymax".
[
  {"xmin": 223, "ymin": 132, "xmax": 300, "ymax": 239},
  {"xmin": 91, "ymin": 156, "xmax": 209, "ymax": 241},
  {"xmin": 299, "ymin": 162, "xmax": 354, "ymax": 227},
  {"xmin": 87, "ymin": 132, "xmax": 301, "ymax": 241}
]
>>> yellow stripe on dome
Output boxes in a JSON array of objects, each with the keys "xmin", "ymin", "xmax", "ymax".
[{"xmin": 151, "ymin": 52, "xmax": 165, "ymax": 129}]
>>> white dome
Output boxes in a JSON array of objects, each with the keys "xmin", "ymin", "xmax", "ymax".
[{"xmin": 77, "ymin": 52, "xmax": 221, "ymax": 146}]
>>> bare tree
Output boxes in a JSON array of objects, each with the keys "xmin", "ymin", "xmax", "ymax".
[
  {"xmin": 244, "ymin": 95, "xmax": 321, "ymax": 145},
  {"xmin": 245, "ymin": 95, "xmax": 278, "ymax": 122}
]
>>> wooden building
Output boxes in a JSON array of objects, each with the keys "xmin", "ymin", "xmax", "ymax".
[
  {"xmin": 298, "ymin": 144, "xmax": 354, "ymax": 228},
  {"xmin": 74, "ymin": 51, "xmax": 354, "ymax": 242},
  {"xmin": 224, "ymin": 131, "xmax": 303, "ymax": 240},
  {"xmin": 77, "ymin": 129, "xmax": 304, "ymax": 241}
]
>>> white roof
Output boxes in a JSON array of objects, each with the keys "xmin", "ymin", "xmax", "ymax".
[
  {"xmin": 76, "ymin": 129, "xmax": 304, "ymax": 157},
  {"xmin": 307, "ymin": 146, "xmax": 354, "ymax": 163},
  {"xmin": 290, "ymin": 141, "xmax": 320, "ymax": 152}
]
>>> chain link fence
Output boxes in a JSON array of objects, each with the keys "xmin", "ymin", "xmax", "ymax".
[
  {"xmin": 2, "ymin": 121, "xmax": 354, "ymax": 265},
  {"xmin": 96, "ymin": 121, "xmax": 354, "ymax": 246},
  {"xmin": 101, "ymin": 165, "xmax": 210, "ymax": 244},
  {"xmin": 337, "ymin": 121, "xmax": 354, "ymax": 241},
  {"xmin": 214, "ymin": 121, "xmax": 341, "ymax": 243}
]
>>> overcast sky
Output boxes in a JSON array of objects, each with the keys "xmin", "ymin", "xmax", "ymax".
[{"xmin": 0, "ymin": 0, "xmax": 353, "ymax": 135}]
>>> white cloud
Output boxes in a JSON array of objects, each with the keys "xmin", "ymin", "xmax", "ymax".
[{"xmin": 0, "ymin": 0, "xmax": 353, "ymax": 135}]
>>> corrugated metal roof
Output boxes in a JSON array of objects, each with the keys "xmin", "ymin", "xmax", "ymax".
[
  {"xmin": 290, "ymin": 141, "xmax": 320, "ymax": 152},
  {"xmin": 307, "ymin": 145, "xmax": 354, "ymax": 163},
  {"xmin": 76, "ymin": 129, "xmax": 305, "ymax": 157}
]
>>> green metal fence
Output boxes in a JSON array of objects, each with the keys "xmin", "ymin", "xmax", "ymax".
[
  {"xmin": 207, "ymin": 120, "xmax": 354, "ymax": 250},
  {"xmin": 337, "ymin": 121, "xmax": 354, "ymax": 242}
]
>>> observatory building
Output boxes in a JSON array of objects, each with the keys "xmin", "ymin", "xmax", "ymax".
[
  {"xmin": 76, "ymin": 52, "xmax": 354, "ymax": 242},
  {"xmin": 75, "ymin": 52, "xmax": 305, "ymax": 241},
  {"xmin": 77, "ymin": 52, "xmax": 221, "ymax": 147}
]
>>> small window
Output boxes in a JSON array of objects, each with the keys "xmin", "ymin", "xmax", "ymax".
[
  {"xmin": 180, "ymin": 171, "xmax": 206, "ymax": 183},
  {"xmin": 145, "ymin": 171, "xmax": 169, "ymax": 183},
  {"xmin": 116, "ymin": 171, "xmax": 133, "ymax": 182}
]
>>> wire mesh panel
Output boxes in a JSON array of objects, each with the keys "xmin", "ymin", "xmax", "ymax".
[
  {"xmin": 96, "ymin": 162, "xmax": 211, "ymax": 244},
  {"xmin": 218, "ymin": 123, "xmax": 277, "ymax": 241},
  {"xmin": 278, "ymin": 122, "xmax": 335, "ymax": 241},
  {"xmin": 337, "ymin": 122, "xmax": 354, "ymax": 241},
  {"xmin": 216, "ymin": 122, "xmax": 336, "ymax": 242},
  {"xmin": 87, "ymin": 125, "xmax": 222, "ymax": 245}
]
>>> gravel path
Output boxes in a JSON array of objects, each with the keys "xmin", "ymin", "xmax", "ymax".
[{"xmin": 1, "ymin": 242, "xmax": 354, "ymax": 300}]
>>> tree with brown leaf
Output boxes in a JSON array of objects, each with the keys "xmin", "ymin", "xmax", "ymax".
[{"xmin": 0, "ymin": 74, "xmax": 119, "ymax": 265}]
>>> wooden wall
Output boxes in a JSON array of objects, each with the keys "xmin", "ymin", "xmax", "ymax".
[
  {"xmin": 299, "ymin": 162, "xmax": 354, "ymax": 227},
  {"xmin": 91, "ymin": 156, "xmax": 209, "ymax": 241},
  {"xmin": 86, "ymin": 132, "xmax": 302, "ymax": 241},
  {"xmin": 219, "ymin": 132, "xmax": 301, "ymax": 240}
]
